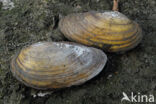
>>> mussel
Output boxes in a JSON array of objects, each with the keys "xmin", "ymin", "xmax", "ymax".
[
  {"xmin": 10, "ymin": 42, "xmax": 107, "ymax": 89},
  {"xmin": 59, "ymin": 11, "xmax": 142, "ymax": 52}
]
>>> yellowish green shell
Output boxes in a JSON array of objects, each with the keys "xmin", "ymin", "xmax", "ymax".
[
  {"xmin": 59, "ymin": 11, "xmax": 142, "ymax": 52},
  {"xmin": 10, "ymin": 42, "xmax": 107, "ymax": 89}
]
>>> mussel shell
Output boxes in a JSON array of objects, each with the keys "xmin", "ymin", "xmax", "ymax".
[
  {"xmin": 59, "ymin": 11, "xmax": 142, "ymax": 52},
  {"xmin": 10, "ymin": 42, "xmax": 107, "ymax": 89}
]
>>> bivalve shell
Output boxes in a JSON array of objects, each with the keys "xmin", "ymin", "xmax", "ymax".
[
  {"xmin": 59, "ymin": 11, "xmax": 142, "ymax": 52},
  {"xmin": 10, "ymin": 42, "xmax": 107, "ymax": 89}
]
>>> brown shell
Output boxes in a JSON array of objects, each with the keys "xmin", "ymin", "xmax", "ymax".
[
  {"xmin": 10, "ymin": 42, "xmax": 107, "ymax": 89},
  {"xmin": 59, "ymin": 11, "xmax": 142, "ymax": 52}
]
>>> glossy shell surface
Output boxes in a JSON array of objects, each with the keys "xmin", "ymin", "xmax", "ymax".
[
  {"xmin": 10, "ymin": 42, "xmax": 107, "ymax": 89},
  {"xmin": 59, "ymin": 11, "xmax": 142, "ymax": 52}
]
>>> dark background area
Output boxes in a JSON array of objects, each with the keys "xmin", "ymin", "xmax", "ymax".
[{"xmin": 0, "ymin": 0, "xmax": 156, "ymax": 104}]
